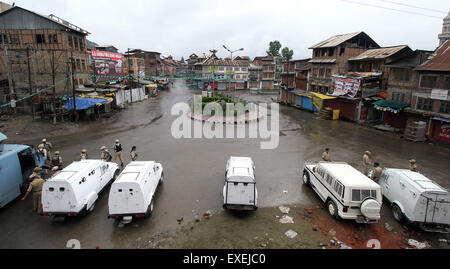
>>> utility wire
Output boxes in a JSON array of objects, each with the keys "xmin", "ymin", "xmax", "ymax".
[
  {"xmin": 379, "ymin": 0, "xmax": 447, "ymax": 14},
  {"xmin": 340, "ymin": 0, "xmax": 443, "ymax": 19}
]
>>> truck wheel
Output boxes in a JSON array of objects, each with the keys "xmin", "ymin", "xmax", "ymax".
[
  {"xmin": 302, "ymin": 171, "xmax": 310, "ymax": 186},
  {"xmin": 327, "ymin": 200, "xmax": 338, "ymax": 219},
  {"xmin": 146, "ymin": 201, "xmax": 154, "ymax": 217},
  {"xmin": 159, "ymin": 172, "xmax": 164, "ymax": 186},
  {"xmin": 392, "ymin": 204, "xmax": 404, "ymax": 223}
]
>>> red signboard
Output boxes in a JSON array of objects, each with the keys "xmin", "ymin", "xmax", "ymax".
[
  {"xmin": 433, "ymin": 120, "xmax": 450, "ymax": 143},
  {"xmin": 91, "ymin": 50, "xmax": 123, "ymax": 82}
]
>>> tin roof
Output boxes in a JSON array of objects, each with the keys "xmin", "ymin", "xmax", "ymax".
[
  {"xmin": 309, "ymin": 59, "xmax": 336, "ymax": 64},
  {"xmin": 348, "ymin": 45, "xmax": 410, "ymax": 61},
  {"xmin": 385, "ymin": 50, "xmax": 434, "ymax": 68},
  {"xmin": 415, "ymin": 40, "xmax": 450, "ymax": 71},
  {"xmin": 309, "ymin": 32, "xmax": 379, "ymax": 49}
]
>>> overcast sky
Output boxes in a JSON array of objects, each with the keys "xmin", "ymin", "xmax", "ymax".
[{"xmin": 8, "ymin": 0, "xmax": 450, "ymax": 60}]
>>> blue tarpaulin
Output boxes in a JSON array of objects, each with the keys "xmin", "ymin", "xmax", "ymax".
[{"xmin": 63, "ymin": 97, "xmax": 108, "ymax": 111}]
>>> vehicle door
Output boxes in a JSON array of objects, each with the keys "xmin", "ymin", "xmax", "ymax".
[
  {"xmin": 44, "ymin": 182, "xmax": 71, "ymax": 213},
  {"xmin": 99, "ymin": 164, "xmax": 109, "ymax": 190},
  {"xmin": 380, "ymin": 171, "xmax": 391, "ymax": 199},
  {"xmin": 423, "ymin": 193, "xmax": 450, "ymax": 224}
]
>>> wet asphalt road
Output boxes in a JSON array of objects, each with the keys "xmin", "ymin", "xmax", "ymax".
[{"xmin": 0, "ymin": 80, "xmax": 449, "ymax": 249}]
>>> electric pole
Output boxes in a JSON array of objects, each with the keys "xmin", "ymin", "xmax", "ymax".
[
  {"xmin": 128, "ymin": 48, "xmax": 133, "ymax": 105},
  {"xmin": 26, "ymin": 46, "xmax": 34, "ymax": 116},
  {"xmin": 70, "ymin": 52, "xmax": 77, "ymax": 121},
  {"xmin": 1, "ymin": 31, "xmax": 15, "ymax": 111},
  {"xmin": 49, "ymin": 50, "xmax": 56, "ymax": 124}
]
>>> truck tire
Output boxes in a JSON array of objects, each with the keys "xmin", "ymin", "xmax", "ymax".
[
  {"xmin": 159, "ymin": 172, "xmax": 164, "ymax": 186},
  {"xmin": 327, "ymin": 200, "xmax": 338, "ymax": 219},
  {"xmin": 392, "ymin": 204, "xmax": 404, "ymax": 223},
  {"xmin": 146, "ymin": 201, "xmax": 154, "ymax": 217},
  {"xmin": 302, "ymin": 171, "xmax": 310, "ymax": 187},
  {"xmin": 360, "ymin": 198, "xmax": 381, "ymax": 220}
]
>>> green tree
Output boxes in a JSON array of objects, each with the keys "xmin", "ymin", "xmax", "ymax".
[
  {"xmin": 267, "ymin": 41, "xmax": 282, "ymax": 56},
  {"xmin": 282, "ymin": 47, "xmax": 294, "ymax": 61}
]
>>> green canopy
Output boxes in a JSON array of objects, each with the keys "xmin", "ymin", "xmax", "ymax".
[{"xmin": 373, "ymin": 100, "xmax": 409, "ymax": 110}]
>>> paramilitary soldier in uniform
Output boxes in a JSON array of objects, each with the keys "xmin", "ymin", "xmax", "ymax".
[
  {"xmin": 371, "ymin": 162, "xmax": 383, "ymax": 183},
  {"xmin": 80, "ymin": 149, "xmax": 88, "ymax": 160},
  {"xmin": 409, "ymin": 159, "xmax": 418, "ymax": 172},
  {"xmin": 51, "ymin": 151, "xmax": 63, "ymax": 171},
  {"xmin": 22, "ymin": 167, "xmax": 45, "ymax": 214},
  {"xmin": 322, "ymin": 148, "xmax": 331, "ymax": 162},
  {"xmin": 363, "ymin": 151, "xmax": 372, "ymax": 176}
]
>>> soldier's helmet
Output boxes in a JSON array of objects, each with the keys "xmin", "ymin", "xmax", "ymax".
[
  {"xmin": 55, "ymin": 151, "xmax": 60, "ymax": 155},
  {"xmin": 34, "ymin": 167, "xmax": 43, "ymax": 172}
]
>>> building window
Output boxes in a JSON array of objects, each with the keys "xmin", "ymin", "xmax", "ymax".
[
  {"xmin": 81, "ymin": 59, "xmax": 86, "ymax": 71},
  {"xmin": 218, "ymin": 66, "xmax": 224, "ymax": 71},
  {"xmin": 9, "ymin": 34, "xmax": 20, "ymax": 45},
  {"xmin": 313, "ymin": 68, "xmax": 318, "ymax": 77},
  {"xmin": 444, "ymin": 77, "xmax": 450, "ymax": 89},
  {"xmin": 319, "ymin": 68, "xmax": 325, "ymax": 77},
  {"xmin": 392, "ymin": 92, "xmax": 405, "ymax": 103},
  {"xmin": 76, "ymin": 59, "xmax": 81, "ymax": 70},
  {"xmin": 79, "ymin": 38, "xmax": 84, "ymax": 51},
  {"xmin": 328, "ymin": 48, "xmax": 334, "ymax": 57},
  {"xmin": 417, "ymin": 97, "xmax": 433, "ymax": 111},
  {"xmin": 241, "ymin": 67, "xmax": 247, "ymax": 72},
  {"xmin": 48, "ymin": 34, "xmax": 57, "ymax": 44},
  {"xmin": 315, "ymin": 50, "xmax": 320, "ymax": 57},
  {"xmin": 326, "ymin": 68, "xmax": 331, "ymax": 77},
  {"xmin": 339, "ymin": 47, "xmax": 345, "ymax": 56},
  {"xmin": 311, "ymin": 85, "xmax": 316, "ymax": 91},
  {"xmin": 440, "ymin": 101, "xmax": 450, "ymax": 114},
  {"xmin": 420, "ymin": 76, "xmax": 437, "ymax": 88},
  {"xmin": 0, "ymin": 33, "xmax": 7, "ymax": 43},
  {"xmin": 234, "ymin": 67, "xmax": 240, "ymax": 72},
  {"xmin": 68, "ymin": 35, "xmax": 73, "ymax": 47},
  {"xmin": 74, "ymin": 37, "xmax": 79, "ymax": 49},
  {"xmin": 36, "ymin": 34, "xmax": 45, "ymax": 44}
]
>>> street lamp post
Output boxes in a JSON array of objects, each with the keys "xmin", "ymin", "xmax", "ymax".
[{"xmin": 223, "ymin": 45, "xmax": 243, "ymax": 101}]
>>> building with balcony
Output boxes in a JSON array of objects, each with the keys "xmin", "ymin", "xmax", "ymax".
[{"xmin": 308, "ymin": 32, "xmax": 379, "ymax": 94}]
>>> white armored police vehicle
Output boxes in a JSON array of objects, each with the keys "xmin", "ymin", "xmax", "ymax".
[
  {"xmin": 379, "ymin": 168, "xmax": 449, "ymax": 232},
  {"xmin": 42, "ymin": 160, "xmax": 119, "ymax": 219},
  {"xmin": 108, "ymin": 161, "xmax": 164, "ymax": 223},
  {"xmin": 223, "ymin": 157, "xmax": 258, "ymax": 211},
  {"xmin": 303, "ymin": 162, "xmax": 382, "ymax": 223}
]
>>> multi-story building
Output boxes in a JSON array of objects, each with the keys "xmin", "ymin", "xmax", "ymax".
[
  {"xmin": 0, "ymin": 6, "xmax": 90, "ymax": 112},
  {"xmin": 248, "ymin": 64, "xmax": 262, "ymax": 90},
  {"xmin": 308, "ymin": 31, "xmax": 379, "ymax": 93},
  {"xmin": 127, "ymin": 49, "xmax": 161, "ymax": 77},
  {"xmin": 200, "ymin": 53, "xmax": 250, "ymax": 90},
  {"xmin": 281, "ymin": 60, "xmax": 296, "ymax": 90},
  {"xmin": 281, "ymin": 58, "xmax": 311, "ymax": 90},
  {"xmin": 407, "ymin": 40, "xmax": 450, "ymax": 143},
  {"xmin": 348, "ymin": 45, "xmax": 413, "ymax": 89},
  {"xmin": 123, "ymin": 51, "xmax": 145, "ymax": 79}
]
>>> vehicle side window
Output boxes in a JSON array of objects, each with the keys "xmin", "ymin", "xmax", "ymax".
[
  {"xmin": 334, "ymin": 181, "xmax": 344, "ymax": 197},
  {"xmin": 326, "ymin": 174, "xmax": 333, "ymax": 186},
  {"xmin": 352, "ymin": 189, "xmax": 361, "ymax": 202}
]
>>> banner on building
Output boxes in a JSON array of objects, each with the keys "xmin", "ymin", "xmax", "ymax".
[
  {"xmin": 333, "ymin": 78, "xmax": 360, "ymax": 98},
  {"xmin": 91, "ymin": 50, "xmax": 123, "ymax": 82},
  {"xmin": 431, "ymin": 89, "xmax": 448, "ymax": 100}
]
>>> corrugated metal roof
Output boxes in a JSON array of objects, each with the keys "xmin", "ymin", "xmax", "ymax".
[
  {"xmin": 348, "ymin": 45, "xmax": 409, "ymax": 61},
  {"xmin": 308, "ymin": 59, "xmax": 336, "ymax": 64},
  {"xmin": 309, "ymin": 32, "xmax": 362, "ymax": 49},
  {"xmin": 202, "ymin": 58, "xmax": 250, "ymax": 67},
  {"xmin": 415, "ymin": 40, "xmax": 450, "ymax": 71}
]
